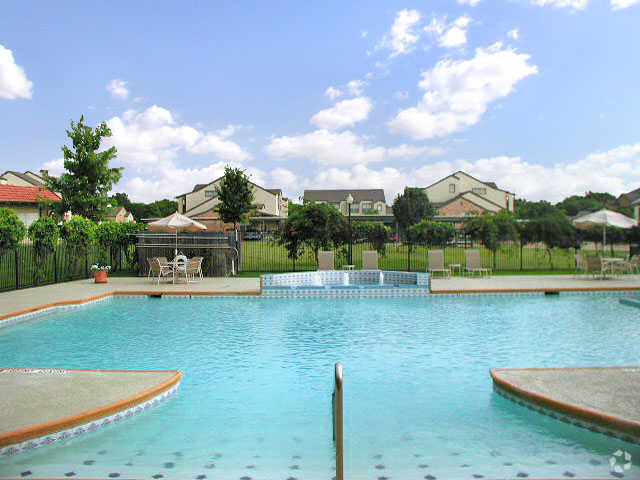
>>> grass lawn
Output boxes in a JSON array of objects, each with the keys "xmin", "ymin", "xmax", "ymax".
[{"xmin": 241, "ymin": 241, "xmax": 607, "ymax": 273}]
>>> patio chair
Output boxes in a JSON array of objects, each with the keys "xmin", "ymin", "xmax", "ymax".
[
  {"xmin": 172, "ymin": 254, "xmax": 188, "ymax": 283},
  {"xmin": 362, "ymin": 250, "xmax": 379, "ymax": 270},
  {"xmin": 187, "ymin": 257, "xmax": 204, "ymax": 282},
  {"xmin": 318, "ymin": 251, "xmax": 334, "ymax": 270},
  {"xmin": 148, "ymin": 257, "xmax": 173, "ymax": 285},
  {"xmin": 427, "ymin": 250, "xmax": 451, "ymax": 278},
  {"xmin": 465, "ymin": 250, "xmax": 491, "ymax": 277},
  {"xmin": 584, "ymin": 255, "xmax": 603, "ymax": 279},
  {"xmin": 574, "ymin": 252, "xmax": 587, "ymax": 278}
]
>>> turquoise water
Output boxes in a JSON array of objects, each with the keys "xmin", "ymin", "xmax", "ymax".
[{"xmin": 0, "ymin": 294, "xmax": 639, "ymax": 479}]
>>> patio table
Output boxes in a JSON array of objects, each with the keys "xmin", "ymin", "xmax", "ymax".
[{"xmin": 601, "ymin": 257, "xmax": 627, "ymax": 279}]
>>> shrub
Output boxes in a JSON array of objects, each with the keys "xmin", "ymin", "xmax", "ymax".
[
  {"xmin": 407, "ymin": 220, "xmax": 455, "ymax": 248},
  {"xmin": 0, "ymin": 207, "xmax": 26, "ymax": 257},
  {"xmin": 61, "ymin": 216, "xmax": 96, "ymax": 255},
  {"xmin": 28, "ymin": 217, "xmax": 60, "ymax": 284}
]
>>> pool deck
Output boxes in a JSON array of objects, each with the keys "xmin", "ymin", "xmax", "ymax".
[
  {"xmin": 0, "ymin": 276, "xmax": 261, "ymax": 320},
  {"xmin": 0, "ymin": 368, "xmax": 182, "ymax": 452},
  {"xmin": 492, "ymin": 367, "xmax": 640, "ymax": 442},
  {"xmin": 431, "ymin": 273, "xmax": 640, "ymax": 293}
]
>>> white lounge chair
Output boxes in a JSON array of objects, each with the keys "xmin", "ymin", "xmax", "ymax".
[
  {"xmin": 148, "ymin": 257, "xmax": 173, "ymax": 285},
  {"xmin": 362, "ymin": 250, "xmax": 379, "ymax": 270},
  {"xmin": 318, "ymin": 251, "xmax": 334, "ymax": 270},
  {"xmin": 465, "ymin": 250, "xmax": 491, "ymax": 277},
  {"xmin": 428, "ymin": 250, "xmax": 451, "ymax": 278}
]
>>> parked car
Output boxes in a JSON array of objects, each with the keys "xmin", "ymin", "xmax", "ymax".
[{"xmin": 243, "ymin": 230, "xmax": 263, "ymax": 241}]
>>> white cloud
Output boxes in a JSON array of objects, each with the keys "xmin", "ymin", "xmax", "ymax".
[
  {"xmin": 106, "ymin": 79, "xmax": 130, "ymax": 100},
  {"xmin": 361, "ymin": 30, "xmax": 368, "ymax": 38},
  {"xmin": 508, "ymin": 29, "xmax": 520, "ymax": 40},
  {"xmin": 389, "ymin": 42, "xmax": 538, "ymax": 140},
  {"xmin": 458, "ymin": 0, "xmax": 482, "ymax": 6},
  {"xmin": 105, "ymin": 105, "xmax": 251, "ymax": 170},
  {"xmin": 325, "ymin": 86, "xmax": 343, "ymax": 100},
  {"xmin": 0, "ymin": 44, "xmax": 33, "ymax": 100},
  {"xmin": 611, "ymin": 0, "xmax": 639, "ymax": 9},
  {"xmin": 425, "ymin": 16, "xmax": 472, "ymax": 48},
  {"xmin": 530, "ymin": 0, "xmax": 588, "ymax": 9},
  {"xmin": 310, "ymin": 97, "xmax": 374, "ymax": 129},
  {"xmin": 387, "ymin": 144, "xmax": 445, "ymax": 158},
  {"xmin": 347, "ymin": 79, "xmax": 366, "ymax": 96},
  {"xmin": 265, "ymin": 129, "xmax": 386, "ymax": 166},
  {"xmin": 376, "ymin": 9, "xmax": 422, "ymax": 58},
  {"xmin": 283, "ymin": 141, "xmax": 640, "ymax": 204},
  {"xmin": 40, "ymin": 158, "xmax": 65, "ymax": 177}
]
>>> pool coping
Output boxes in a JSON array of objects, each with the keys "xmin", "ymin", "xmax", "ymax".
[
  {"xmin": 491, "ymin": 367, "xmax": 640, "ymax": 443},
  {"xmin": 431, "ymin": 285, "xmax": 640, "ymax": 294},
  {"xmin": 0, "ymin": 369, "xmax": 183, "ymax": 454}
]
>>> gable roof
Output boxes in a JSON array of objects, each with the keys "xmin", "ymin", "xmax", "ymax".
[
  {"xmin": 435, "ymin": 190, "xmax": 505, "ymax": 213},
  {"xmin": 424, "ymin": 171, "xmax": 514, "ymax": 195},
  {"xmin": 303, "ymin": 189, "xmax": 386, "ymax": 203},
  {"xmin": 619, "ymin": 187, "xmax": 640, "ymax": 205},
  {"xmin": 0, "ymin": 185, "xmax": 61, "ymax": 203},
  {"xmin": 177, "ymin": 176, "xmax": 281, "ymax": 199},
  {"xmin": 1, "ymin": 170, "xmax": 45, "ymax": 187}
]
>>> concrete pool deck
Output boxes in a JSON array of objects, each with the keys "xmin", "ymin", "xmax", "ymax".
[
  {"xmin": 492, "ymin": 367, "xmax": 640, "ymax": 443},
  {"xmin": 0, "ymin": 368, "xmax": 182, "ymax": 454},
  {"xmin": 0, "ymin": 277, "xmax": 261, "ymax": 320},
  {"xmin": 431, "ymin": 273, "xmax": 640, "ymax": 293}
]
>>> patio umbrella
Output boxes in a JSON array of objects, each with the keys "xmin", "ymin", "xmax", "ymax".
[
  {"xmin": 572, "ymin": 208, "xmax": 637, "ymax": 250},
  {"xmin": 148, "ymin": 212, "xmax": 207, "ymax": 257}
]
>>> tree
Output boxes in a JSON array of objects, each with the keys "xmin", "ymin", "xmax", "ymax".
[
  {"xmin": 128, "ymin": 199, "xmax": 178, "ymax": 221},
  {"xmin": 95, "ymin": 221, "xmax": 144, "ymax": 271},
  {"xmin": 515, "ymin": 199, "xmax": 561, "ymax": 219},
  {"xmin": 215, "ymin": 167, "xmax": 255, "ymax": 231},
  {"xmin": 465, "ymin": 211, "xmax": 518, "ymax": 268},
  {"xmin": 555, "ymin": 192, "xmax": 617, "ymax": 217},
  {"xmin": 519, "ymin": 214, "xmax": 576, "ymax": 269},
  {"xmin": 407, "ymin": 220, "xmax": 455, "ymax": 247},
  {"xmin": 41, "ymin": 116, "xmax": 123, "ymax": 221},
  {"xmin": 61, "ymin": 216, "xmax": 96, "ymax": 271},
  {"xmin": 392, "ymin": 187, "xmax": 436, "ymax": 239},
  {"xmin": 352, "ymin": 221, "xmax": 390, "ymax": 255},
  {"xmin": 0, "ymin": 207, "xmax": 26, "ymax": 258},
  {"xmin": 110, "ymin": 192, "xmax": 133, "ymax": 212},
  {"xmin": 278, "ymin": 203, "xmax": 348, "ymax": 262},
  {"xmin": 28, "ymin": 217, "xmax": 60, "ymax": 284}
]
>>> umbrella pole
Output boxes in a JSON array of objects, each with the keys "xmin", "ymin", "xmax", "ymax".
[{"xmin": 603, "ymin": 224, "xmax": 606, "ymax": 254}]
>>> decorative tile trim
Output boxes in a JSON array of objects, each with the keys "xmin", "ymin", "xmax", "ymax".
[
  {"xmin": 0, "ymin": 369, "xmax": 182, "ymax": 454},
  {"xmin": 262, "ymin": 286, "xmax": 431, "ymax": 298},
  {"xmin": 491, "ymin": 367, "xmax": 640, "ymax": 444},
  {"xmin": 0, "ymin": 295, "xmax": 114, "ymax": 329}
]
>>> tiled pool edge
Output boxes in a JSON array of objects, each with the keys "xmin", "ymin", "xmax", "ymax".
[
  {"xmin": 0, "ymin": 370, "xmax": 183, "ymax": 456},
  {"xmin": 491, "ymin": 368, "xmax": 640, "ymax": 446}
]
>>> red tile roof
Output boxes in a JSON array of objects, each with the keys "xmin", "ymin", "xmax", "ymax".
[{"xmin": 0, "ymin": 185, "xmax": 61, "ymax": 203}]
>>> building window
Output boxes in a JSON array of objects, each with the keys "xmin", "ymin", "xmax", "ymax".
[
  {"xmin": 205, "ymin": 190, "xmax": 216, "ymax": 198},
  {"xmin": 362, "ymin": 201, "xmax": 373, "ymax": 212},
  {"xmin": 349, "ymin": 204, "xmax": 360, "ymax": 214},
  {"xmin": 449, "ymin": 184, "xmax": 456, "ymax": 194},
  {"xmin": 472, "ymin": 187, "xmax": 487, "ymax": 195}
]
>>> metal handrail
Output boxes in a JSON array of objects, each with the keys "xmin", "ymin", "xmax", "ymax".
[{"xmin": 332, "ymin": 363, "xmax": 344, "ymax": 480}]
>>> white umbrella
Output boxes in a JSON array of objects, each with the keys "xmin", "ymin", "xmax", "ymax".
[
  {"xmin": 573, "ymin": 208, "xmax": 637, "ymax": 250},
  {"xmin": 148, "ymin": 212, "xmax": 207, "ymax": 257}
]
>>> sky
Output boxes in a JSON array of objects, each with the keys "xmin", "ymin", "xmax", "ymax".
[{"xmin": 1, "ymin": 0, "xmax": 639, "ymax": 204}]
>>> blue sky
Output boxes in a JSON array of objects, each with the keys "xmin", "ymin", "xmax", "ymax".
[{"xmin": 1, "ymin": 0, "xmax": 639, "ymax": 203}]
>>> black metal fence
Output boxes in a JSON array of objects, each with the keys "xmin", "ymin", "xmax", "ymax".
[
  {"xmin": 241, "ymin": 232, "xmax": 585, "ymax": 273},
  {"xmin": 0, "ymin": 242, "xmax": 137, "ymax": 292}
]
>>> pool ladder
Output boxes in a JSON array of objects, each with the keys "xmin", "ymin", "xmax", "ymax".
[{"xmin": 332, "ymin": 363, "xmax": 344, "ymax": 480}]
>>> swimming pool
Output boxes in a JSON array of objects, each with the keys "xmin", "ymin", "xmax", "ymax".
[{"xmin": 0, "ymin": 294, "xmax": 638, "ymax": 479}]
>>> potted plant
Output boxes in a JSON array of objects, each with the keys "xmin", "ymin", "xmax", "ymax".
[{"xmin": 91, "ymin": 264, "xmax": 111, "ymax": 283}]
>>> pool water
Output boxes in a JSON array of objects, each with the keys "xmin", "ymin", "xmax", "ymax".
[{"xmin": 0, "ymin": 294, "xmax": 639, "ymax": 479}]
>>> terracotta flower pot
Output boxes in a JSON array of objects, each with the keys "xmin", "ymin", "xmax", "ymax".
[{"xmin": 94, "ymin": 270, "xmax": 109, "ymax": 283}]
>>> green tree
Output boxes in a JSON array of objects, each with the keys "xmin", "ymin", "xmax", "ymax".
[
  {"xmin": 278, "ymin": 203, "xmax": 348, "ymax": 262},
  {"xmin": 515, "ymin": 199, "xmax": 561, "ymax": 219},
  {"xmin": 519, "ymin": 214, "xmax": 577, "ymax": 269},
  {"xmin": 61, "ymin": 216, "xmax": 96, "ymax": 272},
  {"xmin": 215, "ymin": 167, "xmax": 255, "ymax": 231},
  {"xmin": 41, "ymin": 116, "xmax": 123, "ymax": 221},
  {"xmin": 28, "ymin": 217, "xmax": 60, "ymax": 284},
  {"xmin": 407, "ymin": 220, "xmax": 456, "ymax": 247},
  {"xmin": 392, "ymin": 187, "xmax": 436, "ymax": 239},
  {"xmin": 95, "ymin": 221, "xmax": 143, "ymax": 271},
  {"xmin": 352, "ymin": 221, "xmax": 390, "ymax": 255},
  {"xmin": 0, "ymin": 207, "xmax": 26, "ymax": 258},
  {"xmin": 465, "ymin": 211, "xmax": 518, "ymax": 268},
  {"xmin": 110, "ymin": 192, "xmax": 133, "ymax": 212},
  {"xmin": 555, "ymin": 192, "xmax": 617, "ymax": 217}
]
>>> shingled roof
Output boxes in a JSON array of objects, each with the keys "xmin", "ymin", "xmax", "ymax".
[
  {"xmin": 0, "ymin": 185, "xmax": 61, "ymax": 203},
  {"xmin": 303, "ymin": 189, "xmax": 386, "ymax": 203}
]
